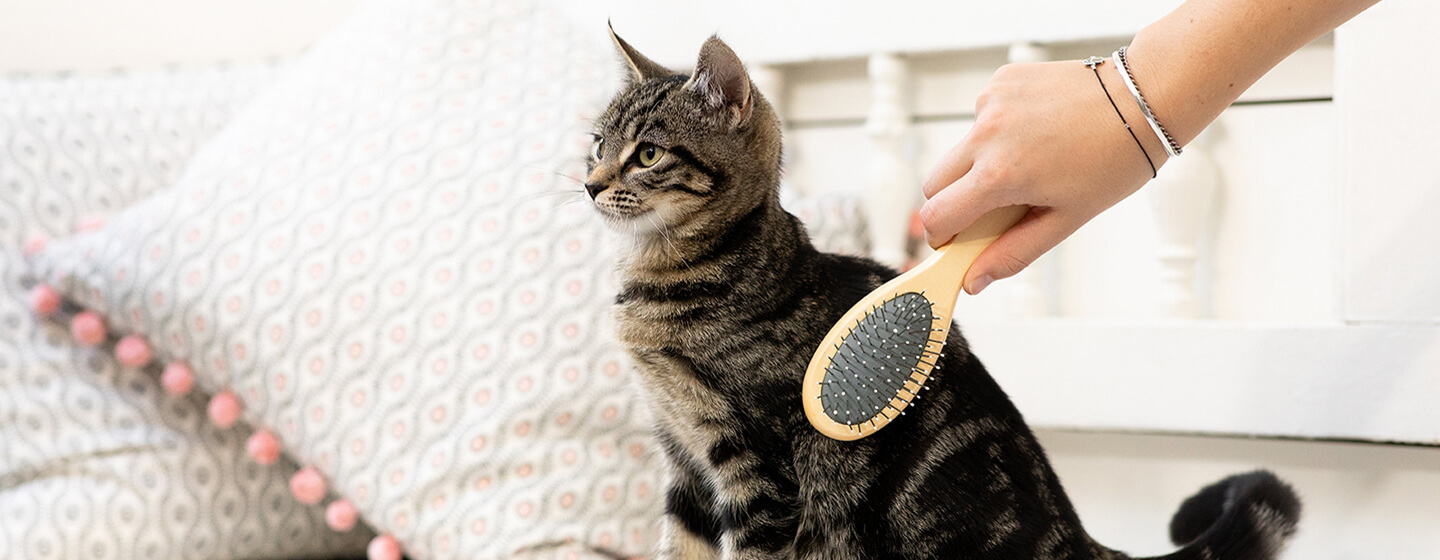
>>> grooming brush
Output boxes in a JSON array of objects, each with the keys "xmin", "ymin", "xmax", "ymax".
[{"xmin": 801, "ymin": 205, "xmax": 1028, "ymax": 441}]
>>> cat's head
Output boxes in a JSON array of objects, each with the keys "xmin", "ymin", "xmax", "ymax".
[{"xmin": 586, "ymin": 28, "xmax": 782, "ymax": 241}]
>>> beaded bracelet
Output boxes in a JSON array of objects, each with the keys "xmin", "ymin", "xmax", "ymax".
[
  {"xmin": 1113, "ymin": 46, "xmax": 1183, "ymax": 158},
  {"xmin": 1083, "ymin": 56, "xmax": 1157, "ymax": 178}
]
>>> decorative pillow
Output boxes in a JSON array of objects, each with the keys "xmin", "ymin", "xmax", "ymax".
[
  {"xmin": 30, "ymin": 1, "xmax": 658, "ymax": 558},
  {"xmin": 1, "ymin": 65, "xmax": 372, "ymax": 559},
  {"xmin": 0, "ymin": 64, "xmax": 278, "ymax": 248}
]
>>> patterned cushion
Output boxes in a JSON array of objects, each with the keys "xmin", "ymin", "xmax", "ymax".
[
  {"xmin": 0, "ymin": 65, "xmax": 276, "ymax": 247},
  {"xmin": 1, "ymin": 65, "xmax": 372, "ymax": 559},
  {"xmin": 29, "ymin": 1, "xmax": 659, "ymax": 559}
]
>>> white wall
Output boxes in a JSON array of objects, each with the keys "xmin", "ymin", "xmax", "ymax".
[
  {"xmin": 0, "ymin": 0, "xmax": 364, "ymax": 73},
  {"xmin": 1336, "ymin": 0, "xmax": 1440, "ymax": 324}
]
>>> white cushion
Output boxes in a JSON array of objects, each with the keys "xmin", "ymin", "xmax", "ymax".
[
  {"xmin": 1, "ymin": 65, "xmax": 372, "ymax": 559},
  {"xmin": 31, "ymin": 1, "xmax": 660, "ymax": 558}
]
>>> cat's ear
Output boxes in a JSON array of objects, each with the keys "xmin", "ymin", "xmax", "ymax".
[
  {"xmin": 609, "ymin": 22, "xmax": 673, "ymax": 83},
  {"xmin": 684, "ymin": 36, "xmax": 753, "ymax": 128}
]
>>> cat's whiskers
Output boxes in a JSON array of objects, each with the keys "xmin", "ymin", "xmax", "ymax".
[
  {"xmin": 520, "ymin": 163, "xmax": 587, "ymax": 184},
  {"xmin": 535, "ymin": 190, "xmax": 590, "ymax": 212},
  {"xmin": 534, "ymin": 189, "xmax": 586, "ymax": 198},
  {"xmin": 618, "ymin": 218, "xmax": 639, "ymax": 256},
  {"xmin": 644, "ymin": 212, "xmax": 691, "ymax": 269}
]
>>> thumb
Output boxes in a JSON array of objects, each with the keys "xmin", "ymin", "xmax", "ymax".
[{"xmin": 963, "ymin": 208, "xmax": 1079, "ymax": 295}]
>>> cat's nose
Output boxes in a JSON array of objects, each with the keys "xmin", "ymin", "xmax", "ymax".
[{"xmin": 584, "ymin": 182, "xmax": 607, "ymax": 199}]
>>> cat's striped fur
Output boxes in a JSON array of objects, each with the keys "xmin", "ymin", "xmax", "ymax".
[{"xmin": 586, "ymin": 30, "xmax": 1302, "ymax": 560}]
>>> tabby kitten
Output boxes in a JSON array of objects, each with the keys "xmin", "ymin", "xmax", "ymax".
[{"xmin": 586, "ymin": 30, "xmax": 1301, "ymax": 560}]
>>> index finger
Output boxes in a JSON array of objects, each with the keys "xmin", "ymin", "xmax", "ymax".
[
  {"xmin": 922, "ymin": 131, "xmax": 977, "ymax": 200},
  {"xmin": 917, "ymin": 169, "xmax": 1003, "ymax": 249}
]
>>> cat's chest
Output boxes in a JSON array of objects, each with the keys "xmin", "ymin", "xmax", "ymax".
[
  {"xmin": 611, "ymin": 291, "xmax": 747, "ymax": 446},
  {"xmin": 612, "ymin": 302, "xmax": 688, "ymax": 349},
  {"xmin": 624, "ymin": 343, "xmax": 735, "ymax": 463}
]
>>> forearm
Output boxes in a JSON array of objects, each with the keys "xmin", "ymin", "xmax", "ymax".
[{"xmin": 1126, "ymin": 0, "xmax": 1379, "ymax": 147}]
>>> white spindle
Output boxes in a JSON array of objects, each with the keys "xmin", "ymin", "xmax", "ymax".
[
  {"xmin": 1004, "ymin": 42, "xmax": 1055, "ymax": 317},
  {"xmin": 865, "ymin": 53, "xmax": 916, "ymax": 269},
  {"xmin": 750, "ymin": 64, "xmax": 785, "ymax": 118},
  {"xmin": 1149, "ymin": 125, "xmax": 1222, "ymax": 319},
  {"xmin": 751, "ymin": 64, "xmax": 803, "ymax": 198}
]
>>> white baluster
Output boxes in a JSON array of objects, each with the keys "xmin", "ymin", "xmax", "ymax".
[
  {"xmin": 1149, "ymin": 125, "xmax": 1222, "ymax": 319},
  {"xmin": 1004, "ymin": 42, "xmax": 1055, "ymax": 317},
  {"xmin": 865, "ymin": 53, "xmax": 916, "ymax": 269},
  {"xmin": 751, "ymin": 64, "xmax": 804, "ymax": 197},
  {"xmin": 751, "ymin": 64, "xmax": 786, "ymax": 119}
]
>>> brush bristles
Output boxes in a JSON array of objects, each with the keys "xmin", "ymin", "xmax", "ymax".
[{"xmin": 818, "ymin": 291, "xmax": 943, "ymax": 426}]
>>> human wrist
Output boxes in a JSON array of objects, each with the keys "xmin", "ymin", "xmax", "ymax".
[
  {"xmin": 1114, "ymin": 48, "xmax": 1181, "ymax": 158},
  {"xmin": 1115, "ymin": 32, "xmax": 1211, "ymax": 152},
  {"xmin": 1089, "ymin": 54, "xmax": 1172, "ymax": 170},
  {"xmin": 1082, "ymin": 56, "xmax": 1160, "ymax": 176}
]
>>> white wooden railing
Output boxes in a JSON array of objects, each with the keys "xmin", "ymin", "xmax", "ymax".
[{"xmin": 611, "ymin": 1, "xmax": 1440, "ymax": 448}]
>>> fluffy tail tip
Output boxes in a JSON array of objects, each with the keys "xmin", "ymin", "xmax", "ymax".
[{"xmin": 1168, "ymin": 470, "xmax": 1301, "ymax": 559}]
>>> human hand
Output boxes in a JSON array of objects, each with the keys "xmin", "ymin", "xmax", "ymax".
[{"xmin": 919, "ymin": 59, "xmax": 1163, "ymax": 295}]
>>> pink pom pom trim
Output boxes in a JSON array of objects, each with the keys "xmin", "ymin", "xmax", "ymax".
[
  {"xmin": 325, "ymin": 499, "xmax": 358, "ymax": 532},
  {"xmin": 70, "ymin": 311, "xmax": 107, "ymax": 346},
  {"xmin": 77, "ymin": 214, "xmax": 106, "ymax": 233},
  {"xmin": 290, "ymin": 467, "xmax": 327, "ymax": 505},
  {"xmin": 246, "ymin": 429, "xmax": 281, "ymax": 465},
  {"xmin": 22, "ymin": 234, "xmax": 49, "ymax": 256},
  {"xmin": 161, "ymin": 362, "xmax": 194, "ymax": 396},
  {"xmin": 29, "ymin": 285, "xmax": 60, "ymax": 317},
  {"xmin": 115, "ymin": 335, "xmax": 152, "ymax": 367},
  {"xmin": 367, "ymin": 534, "xmax": 402, "ymax": 560},
  {"xmin": 207, "ymin": 391, "xmax": 242, "ymax": 428}
]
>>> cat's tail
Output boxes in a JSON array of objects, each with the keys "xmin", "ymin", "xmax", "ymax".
[{"xmin": 1126, "ymin": 470, "xmax": 1302, "ymax": 560}]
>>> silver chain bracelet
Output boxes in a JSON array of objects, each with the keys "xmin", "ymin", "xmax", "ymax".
[{"xmin": 1113, "ymin": 46, "xmax": 1183, "ymax": 158}]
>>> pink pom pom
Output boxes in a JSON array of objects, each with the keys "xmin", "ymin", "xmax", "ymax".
[
  {"xmin": 29, "ymin": 285, "xmax": 61, "ymax": 317},
  {"xmin": 325, "ymin": 499, "xmax": 358, "ymax": 532},
  {"xmin": 246, "ymin": 429, "xmax": 281, "ymax": 465},
  {"xmin": 161, "ymin": 362, "xmax": 194, "ymax": 396},
  {"xmin": 290, "ymin": 467, "xmax": 327, "ymax": 505},
  {"xmin": 22, "ymin": 234, "xmax": 48, "ymax": 256},
  {"xmin": 367, "ymin": 534, "xmax": 402, "ymax": 560},
  {"xmin": 77, "ymin": 214, "xmax": 106, "ymax": 233},
  {"xmin": 207, "ymin": 391, "xmax": 242, "ymax": 428},
  {"xmin": 70, "ymin": 311, "xmax": 107, "ymax": 346},
  {"xmin": 115, "ymin": 335, "xmax": 152, "ymax": 367}
]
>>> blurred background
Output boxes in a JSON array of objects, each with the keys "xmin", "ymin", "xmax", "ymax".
[{"xmin": 3, "ymin": 0, "xmax": 1438, "ymax": 557}]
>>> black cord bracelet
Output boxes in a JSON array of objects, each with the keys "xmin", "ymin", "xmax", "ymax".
[{"xmin": 1083, "ymin": 56, "xmax": 1157, "ymax": 179}]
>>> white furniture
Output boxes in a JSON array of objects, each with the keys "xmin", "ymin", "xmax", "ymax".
[{"xmin": 606, "ymin": 0, "xmax": 1440, "ymax": 447}]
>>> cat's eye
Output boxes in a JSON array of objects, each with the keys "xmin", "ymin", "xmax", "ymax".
[
  {"xmin": 590, "ymin": 137, "xmax": 604, "ymax": 161},
  {"xmin": 636, "ymin": 143, "xmax": 665, "ymax": 167}
]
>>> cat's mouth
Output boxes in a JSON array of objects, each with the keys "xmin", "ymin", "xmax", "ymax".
[{"xmin": 593, "ymin": 197, "xmax": 656, "ymax": 225}]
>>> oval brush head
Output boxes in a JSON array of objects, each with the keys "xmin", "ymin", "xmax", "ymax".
[{"xmin": 802, "ymin": 206, "xmax": 1027, "ymax": 441}]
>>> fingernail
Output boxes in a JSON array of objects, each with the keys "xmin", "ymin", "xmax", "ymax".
[{"xmin": 966, "ymin": 274, "xmax": 994, "ymax": 295}]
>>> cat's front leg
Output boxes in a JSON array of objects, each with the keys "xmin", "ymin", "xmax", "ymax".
[
  {"xmin": 657, "ymin": 457, "xmax": 722, "ymax": 560},
  {"xmin": 712, "ymin": 470, "xmax": 799, "ymax": 559},
  {"xmin": 659, "ymin": 517, "xmax": 721, "ymax": 560},
  {"xmin": 719, "ymin": 532, "xmax": 794, "ymax": 560}
]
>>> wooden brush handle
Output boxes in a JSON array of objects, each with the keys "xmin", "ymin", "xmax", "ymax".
[{"xmin": 917, "ymin": 205, "xmax": 1030, "ymax": 293}]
